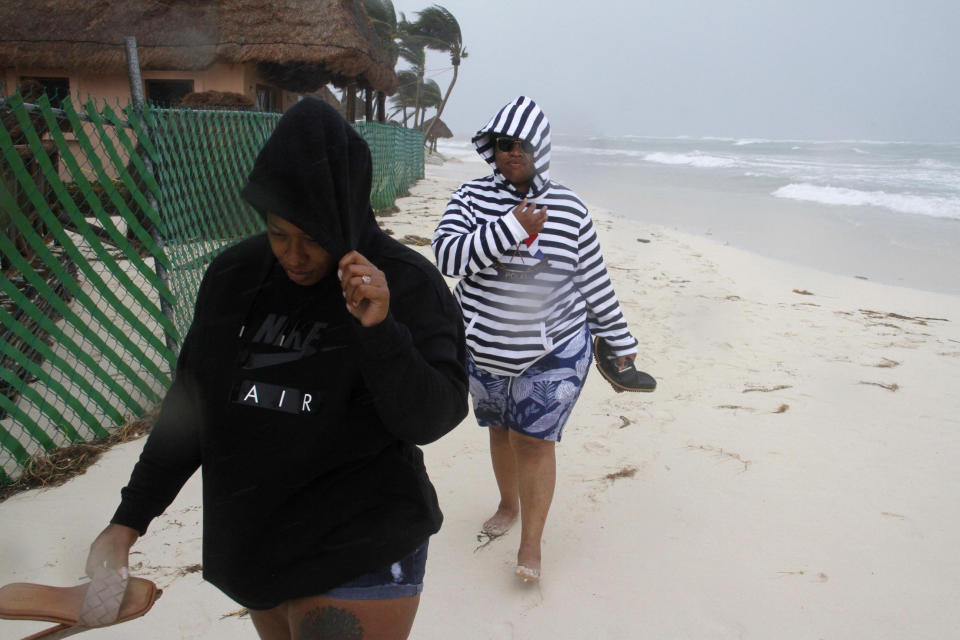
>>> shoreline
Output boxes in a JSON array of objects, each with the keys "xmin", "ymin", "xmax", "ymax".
[
  {"xmin": 429, "ymin": 152, "xmax": 960, "ymax": 302},
  {"xmin": 441, "ymin": 139, "xmax": 960, "ymax": 297},
  {"xmin": 572, "ymin": 170, "xmax": 960, "ymax": 298},
  {"xmin": 1, "ymin": 155, "xmax": 958, "ymax": 639}
]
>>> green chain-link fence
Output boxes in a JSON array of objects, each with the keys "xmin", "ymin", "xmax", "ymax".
[{"xmin": 0, "ymin": 90, "xmax": 424, "ymax": 485}]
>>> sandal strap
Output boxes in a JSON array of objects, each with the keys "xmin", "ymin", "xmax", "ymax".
[
  {"xmin": 76, "ymin": 568, "xmax": 126, "ymax": 628},
  {"xmin": 20, "ymin": 623, "xmax": 87, "ymax": 640}
]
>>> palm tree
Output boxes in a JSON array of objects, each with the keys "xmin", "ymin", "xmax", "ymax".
[
  {"xmin": 396, "ymin": 32, "xmax": 427, "ymax": 127},
  {"xmin": 421, "ymin": 78, "xmax": 443, "ymax": 114},
  {"xmin": 390, "ymin": 75, "xmax": 441, "ymax": 126},
  {"xmin": 389, "ymin": 70, "xmax": 419, "ymax": 125},
  {"xmin": 362, "ymin": 0, "xmax": 399, "ymax": 59},
  {"xmin": 360, "ymin": 0, "xmax": 399, "ymax": 121},
  {"xmin": 411, "ymin": 5, "xmax": 466, "ymax": 144}
]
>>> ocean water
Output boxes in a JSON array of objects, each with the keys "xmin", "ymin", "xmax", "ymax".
[{"xmin": 439, "ymin": 136, "xmax": 960, "ymax": 295}]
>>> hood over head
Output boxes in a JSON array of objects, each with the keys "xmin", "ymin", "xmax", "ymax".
[
  {"xmin": 241, "ymin": 97, "xmax": 377, "ymax": 259},
  {"xmin": 472, "ymin": 96, "xmax": 552, "ymax": 197}
]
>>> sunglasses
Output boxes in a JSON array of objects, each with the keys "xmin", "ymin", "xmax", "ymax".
[{"xmin": 494, "ymin": 136, "xmax": 534, "ymax": 155}]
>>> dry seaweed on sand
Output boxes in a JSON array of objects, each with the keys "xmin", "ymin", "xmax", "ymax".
[
  {"xmin": 875, "ymin": 358, "xmax": 900, "ymax": 368},
  {"xmin": 743, "ymin": 384, "xmax": 792, "ymax": 393},
  {"xmin": 221, "ymin": 608, "xmax": 250, "ymax": 620},
  {"xmin": 604, "ymin": 466, "xmax": 638, "ymax": 482},
  {"xmin": 0, "ymin": 411, "xmax": 157, "ymax": 502},
  {"xmin": 177, "ymin": 563, "xmax": 203, "ymax": 577},
  {"xmin": 859, "ymin": 309, "xmax": 950, "ymax": 324},
  {"xmin": 858, "ymin": 381, "xmax": 900, "ymax": 392},
  {"xmin": 401, "ymin": 234, "xmax": 432, "ymax": 246},
  {"xmin": 716, "ymin": 404, "xmax": 753, "ymax": 411}
]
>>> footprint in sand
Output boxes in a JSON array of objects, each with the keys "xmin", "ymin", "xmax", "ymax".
[
  {"xmin": 687, "ymin": 444, "xmax": 751, "ymax": 472},
  {"xmin": 581, "ymin": 440, "xmax": 611, "ymax": 455}
]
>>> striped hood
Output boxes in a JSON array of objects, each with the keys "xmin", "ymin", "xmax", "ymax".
[
  {"xmin": 436, "ymin": 96, "xmax": 638, "ymax": 376},
  {"xmin": 472, "ymin": 96, "xmax": 552, "ymax": 197}
]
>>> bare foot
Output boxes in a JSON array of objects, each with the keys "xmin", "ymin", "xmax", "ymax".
[
  {"xmin": 516, "ymin": 543, "xmax": 541, "ymax": 582},
  {"xmin": 515, "ymin": 564, "xmax": 541, "ymax": 582},
  {"xmin": 481, "ymin": 507, "xmax": 518, "ymax": 537}
]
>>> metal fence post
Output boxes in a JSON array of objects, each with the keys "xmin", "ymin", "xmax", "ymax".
[{"xmin": 124, "ymin": 35, "xmax": 179, "ymax": 365}]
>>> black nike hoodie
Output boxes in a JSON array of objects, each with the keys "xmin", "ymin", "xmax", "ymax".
[{"xmin": 111, "ymin": 97, "xmax": 468, "ymax": 609}]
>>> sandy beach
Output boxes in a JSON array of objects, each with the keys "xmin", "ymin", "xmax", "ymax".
[{"xmin": 2, "ymin": 154, "xmax": 959, "ymax": 639}]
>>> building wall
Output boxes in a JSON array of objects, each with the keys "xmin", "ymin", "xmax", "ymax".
[
  {"xmin": 3, "ymin": 63, "xmax": 260, "ymax": 107},
  {"xmin": 2, "ymin": 63, "xmax": 287, "ymax": 182},
  {"xmin": 3, "ymin": 62, "xmax": 314, "ymax": 183}
]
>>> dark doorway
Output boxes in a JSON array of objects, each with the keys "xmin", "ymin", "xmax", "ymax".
[
  {"xmin": 145, "ymin": 79, "xmax": 195, "ymax": 106},
  {"xmin": 19, "ymin": 76, "xmax": 70, "ymax": 108}
]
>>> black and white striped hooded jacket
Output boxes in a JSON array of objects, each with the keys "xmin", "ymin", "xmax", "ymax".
[{"xmin": 433, "ymin": 96, "xmax": 637, "ymax": 376}]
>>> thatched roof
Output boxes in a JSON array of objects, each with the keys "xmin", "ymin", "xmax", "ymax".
[
  {"xmin": 418, "ymin": 116, "xmax": 453, "ymax": 139},
  {"xmin": 0, "ymin": 0, "xmax": 397, "ymax": 94},
  {"xmin": 180, "ymin": 90, "xmax": 255, "ymax": 110}
]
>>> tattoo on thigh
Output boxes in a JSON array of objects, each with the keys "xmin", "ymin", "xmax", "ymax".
[{"xmin": 299, "ymin": 605, "xmax": 364, "ymax": 640}]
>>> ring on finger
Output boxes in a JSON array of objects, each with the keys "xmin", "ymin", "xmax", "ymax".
[{"xmin": 361, "ymin": 275, "xmax": 371, "ymax": 285}]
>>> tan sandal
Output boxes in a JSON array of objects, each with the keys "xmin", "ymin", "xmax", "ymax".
[{"xmin": 0, "ymin": 567, "xmax": 161, "ymax": 639}]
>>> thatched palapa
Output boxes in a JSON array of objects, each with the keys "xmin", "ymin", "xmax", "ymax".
[
  {"xmin": 0, "ymin": 0, "xmax": 396, "ymax": 94},
  {"xmin": 418, "ymin": 117, "xmax": 453, "ymax": 139}
]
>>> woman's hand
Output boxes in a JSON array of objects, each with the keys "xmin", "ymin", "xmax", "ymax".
[
  {"xmin": 339, "ymin": 251, "xmax": 390, "ymax": 327},
  {"xmin": 617, "ymin": 353, "xmax": 637, "ymax": 371},
  {"xmin": 85, "ymin": 523, "xmax": 139, "ymax": 578},
  {"xmin": 512, "ymin": 199, "xmax": 548, "ymax": 238}
]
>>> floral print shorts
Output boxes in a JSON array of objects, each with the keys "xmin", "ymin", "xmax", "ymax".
[{"xmin": 466, "ymin": 326, "xmax": 593, "ymax": 442}]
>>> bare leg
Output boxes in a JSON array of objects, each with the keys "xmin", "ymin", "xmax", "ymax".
[
  {"xmin": 509, "ymin": 430, "xmax": 556, "ymax": 581},
  {"xmin": 249, "ymin": 605, "xmax": 291, "ymax": 640},
  {"xmin": 482, "ymin": 425, "xmax": 520, "ymax": 536},
  {"xmin": 250, "ymin": 594, "xmax": 420, "ymax": 640}
]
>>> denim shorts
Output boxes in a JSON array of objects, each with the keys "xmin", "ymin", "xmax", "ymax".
[
  {"xmin": 467, "ymin": 326, "xmax": 592, "ymax": 442},
  {"xmin": 321, "ymin": 542, "xmax": 428, "ymax": 600}
]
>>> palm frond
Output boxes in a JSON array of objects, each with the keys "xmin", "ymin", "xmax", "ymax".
[{"xmin": 411, "ymin": 5, "xmax": 463, "ymax": 63}]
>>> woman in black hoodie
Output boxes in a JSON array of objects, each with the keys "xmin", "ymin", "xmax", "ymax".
[{"xmin": 83, "ymin": 98, "xmax": 468, "ymax": 639}]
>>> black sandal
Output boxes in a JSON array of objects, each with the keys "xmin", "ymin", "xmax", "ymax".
[{"xmin": 593, "ymin": 337, "xmax": 656, "ymax": 393}]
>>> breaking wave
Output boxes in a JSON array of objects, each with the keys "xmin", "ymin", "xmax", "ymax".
[{"xmin": 772, "ymin": 183, "xmax": 960, "ymax": 220}]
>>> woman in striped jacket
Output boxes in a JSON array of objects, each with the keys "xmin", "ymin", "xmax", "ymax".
[{"xmin": 433, "ymin": 96, "xmax": 639, "ymax": 583}]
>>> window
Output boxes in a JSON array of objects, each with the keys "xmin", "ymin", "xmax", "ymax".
[
  {"xmin": 145, "ymin": 79, "xmax": 195, "ymax": 106},
  {"xmin": 19, "ymin": 76, "xmax": 70, "ymax": 108}
]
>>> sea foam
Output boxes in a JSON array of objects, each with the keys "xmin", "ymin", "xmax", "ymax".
[
  {"xmin": 644, "ymin": 152, "xmax": 738, "ymax": 169},
  {"xmin": 772, "ymin": 183, "xmax": 960, "ymax": 220},
  {"xmin": 436, "ymin": 139, "xmax": 481, "ymax": 162}
]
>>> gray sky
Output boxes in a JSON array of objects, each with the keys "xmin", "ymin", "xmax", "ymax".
[{"xmin": 389, "ymin": 0, "xmax": 960, "ymax": 142}]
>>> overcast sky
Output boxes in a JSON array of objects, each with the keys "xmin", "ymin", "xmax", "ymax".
[{"xmin": 388, "ymin": 0, "xmax": 959, "ymax": 142}]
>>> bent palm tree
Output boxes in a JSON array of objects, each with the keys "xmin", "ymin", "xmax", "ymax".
[
  {"xmin": 421, "ymin": 79, "xmax": 443, "ymax": 114},
  {"xmin": 396, "ymin": 30, "xmax": 427, "ymax": 127},
  {"xmin": 360, "ymin": 0, "xmax": 399, "ymax": 121},
  {"xmin": 389, "ymin": 69, "xmax": 419, "ymax": 125},
  {"xmin": 390, "ymin": 77, "xmax": 441, "ymax": 126},
  {"xmin": 413, "ymin": 5, "xmax": 467, "ymax": 144}
]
